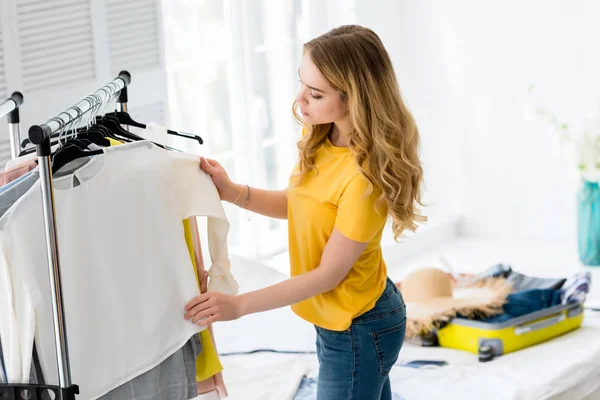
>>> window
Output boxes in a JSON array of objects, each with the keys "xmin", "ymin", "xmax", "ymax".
[{"xmin": 161, "ymin": 0, "xmax": 313, "ymax": 258}]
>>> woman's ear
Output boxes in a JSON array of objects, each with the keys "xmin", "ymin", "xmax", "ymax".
[{"xmin": 341, "ymin": 92, "xmax": 349, "ymax": 114}]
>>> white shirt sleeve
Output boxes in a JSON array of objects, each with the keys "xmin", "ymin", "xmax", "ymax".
[
  {"xmin": 168, "ymin": 152, "xmax": 239, "ymax": 295},
  {"xmin": 206, "ymin": 217, "xmax": 238, "ymax": 295}
]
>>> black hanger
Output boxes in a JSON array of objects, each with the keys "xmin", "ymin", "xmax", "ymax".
[
  {"xmin": 89, "ymin": 116, "xmax": 132, "ymax": 143},
  {"xmin": 20, "ymin": 111, "xmax": 204, "ymax": 147},
  {"xmin": 75, "ymin": 125, "xmax": 112, "ymax": 147},
  {"xmin": 86, "ymin": 121, "xmax": 112, "ymax": 138},
  {"xmin": 20, "ymin": 120, "xmax": 113, "ymax": 148},
  {"xmin": 19, "ymin": 139, "xmax": 60, "ymax": 157},
  {"xmin": 98, "ymin": 115, "xmax": 176, "ymax": 151},
  {"xmin": 18, "ymin": 125, "xmax": 100, "ymax": 157},
  {"xmin": 105, "ymin": 111, "xmax": 204, "ymax": 145},
  {"xmin": 19, "ymin": 111, "xmax": 177, "ymax": 157},
  {"xmin": 65, "ymin": 137, "xmax": 91, "ymax": 150},
  {"xmin": 51, "ymin": 142, "xmax": 103, "ymax": 174},
  {"xmin": 98, "ymin": 115, "xmax": 143, "ymax": 142},
  {"xmin": 105, "ymin": 111, "xmax": 144, "ymax": 129}
]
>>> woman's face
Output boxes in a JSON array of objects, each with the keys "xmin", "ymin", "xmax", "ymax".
[{"xmin": 295, "ymin": 52, "xmax": 347, "ymax": 125}]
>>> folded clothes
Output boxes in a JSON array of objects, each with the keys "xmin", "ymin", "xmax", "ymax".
[
  {"xmin": 458, "ymin": 265, "xmax": 591, "ymax": 324},
  {"xmin": 479, "ymin": 288, "xmax": 562, "ymax": 323},
  {"xmin": 506, "ymin": 272, "xmax": 566, "ymax": 292},
  {"xmin": 560, "ymin": 271, "xmax": 592, "ymax": 305},
  {"xmin": 475, "ymin": 264, "xmax": 566, "ymax": 291}
]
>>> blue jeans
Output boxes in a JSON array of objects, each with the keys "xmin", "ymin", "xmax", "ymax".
[{"xmin": 315, "ymin": 278, "xmax": 406, "ymax": 400}]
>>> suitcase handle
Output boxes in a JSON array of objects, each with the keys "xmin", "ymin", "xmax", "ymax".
[{"xmin": 514, "ymin": 313, "xmax": 565, "ymax": 335}]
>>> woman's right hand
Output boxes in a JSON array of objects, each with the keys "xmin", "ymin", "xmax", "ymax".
[{"xmin": 200, "ymin": 157, "xmax": 239, "ymax": 202}]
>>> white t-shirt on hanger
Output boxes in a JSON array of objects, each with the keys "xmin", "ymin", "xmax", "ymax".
[{"xmin": 0, "ymin": 141, "xmax": 237, "ymax": 399}]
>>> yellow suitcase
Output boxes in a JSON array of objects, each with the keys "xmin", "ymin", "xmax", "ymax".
[{"xmin": 433, "ymin": 302, "xmax": 584, "ymax": 360}]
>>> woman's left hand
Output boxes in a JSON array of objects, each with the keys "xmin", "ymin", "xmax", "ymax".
[{"xmin": 184, "ymin": 292, "xmax": 244, "ymax": 327}]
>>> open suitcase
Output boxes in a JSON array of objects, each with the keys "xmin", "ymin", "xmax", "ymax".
[{"xmin": 427, "ymin": 301, "xmax": 584, "ymax": 361}]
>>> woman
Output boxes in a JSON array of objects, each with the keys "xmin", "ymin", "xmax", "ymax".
[{"xmin": 185, "ymin": 25, "xmax": 426, "ymax": 399}]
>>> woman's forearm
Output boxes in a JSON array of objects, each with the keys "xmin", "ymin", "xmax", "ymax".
[
  {"xmin": 228, "ymin": 184, "xmax": 288, "ymax": 219},
  {"xmin": 238, "ymin": 267, "xmax": 333, "ymax": 315}
]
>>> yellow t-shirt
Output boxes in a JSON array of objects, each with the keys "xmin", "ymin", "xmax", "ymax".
[{"xmin": 287, "ymin": 136, "xmax": 388, "ymax": 331}]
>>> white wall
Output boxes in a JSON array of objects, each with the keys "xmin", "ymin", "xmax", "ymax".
[
  {"xmin": 0, "ymin": 0, "xmax": 168, "ymax": 167},
  {"xmin": 357, "ymin": 0, "xmax": 600, "ymax": 242},
  {"xmin": 4, "ymin": 0, "xmax": 596, "ymax": 246}
]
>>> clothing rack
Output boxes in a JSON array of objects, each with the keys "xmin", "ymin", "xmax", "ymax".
[
  {"xmin": 0, "ymin": 71, "xmax": 131, "ymax": 400},
  {"xmin": 0, "ymin": 91, "xmax": 24, "ymax": 160}
]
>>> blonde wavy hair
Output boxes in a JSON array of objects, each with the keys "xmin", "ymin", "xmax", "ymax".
[{"xmin": 292, "ymin": 25, "xmax": 426, "ymax": 241}]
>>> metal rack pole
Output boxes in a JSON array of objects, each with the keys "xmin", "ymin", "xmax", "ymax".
[
  {"xmin": 0, "ymin": 92, "xmax": 22, "ymax": 118},
  {"xmin": 0, "ymin": 92, "xmax": 24, "ymax": 159},
  {"xmin": 24, "ymin": 70, "xmax": 131, "ymax": 399},
  {"xmin": 117, "ymin": 82, "xmax": 129, "ymax": 131},
  {"xmin": 29, "ymin": 71, "xmax": 131, "ymax": 139},
  {"xmin": 117, "ymin": 84, "xmax": 128, "ymax": 113}
]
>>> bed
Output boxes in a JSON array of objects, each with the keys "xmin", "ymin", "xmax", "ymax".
[{"xmin": 212, "ymin": 238, "xmax": 600, "ymax": 400}]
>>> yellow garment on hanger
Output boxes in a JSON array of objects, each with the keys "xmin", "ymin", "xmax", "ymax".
[
  {"xmin": 106, "ymin": 137, "xmax": 123, "ymax": 146},
  {"xmin": 183, "ymin": 219, "xmax": 224, "ymax": 380}
]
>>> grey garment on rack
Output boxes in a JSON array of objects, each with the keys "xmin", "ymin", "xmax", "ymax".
[
  {"xmin": 0, "ymin": 158, "xmax": 97, "ymax": 220},
  {"xmin": 99, "ymin": 335, "xmax": 201, "ymax": 400},
  {"xmin": 1, "ymin": 321, "xmax": 201, "ymax": 398},
  {"xmin": 0, "ymin": 150, "xmax": 94, "ymax": 216},
  {"xmin": 0, "ymin": 170, "xmax": 38, "ymax": 218}
]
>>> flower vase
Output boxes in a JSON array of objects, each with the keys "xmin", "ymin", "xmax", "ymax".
[{"xmin": 578, "ymin": 180, "xmax": 600, "ymax": 266}]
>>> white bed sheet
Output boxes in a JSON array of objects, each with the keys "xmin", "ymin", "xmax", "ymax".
[
  {"xmin": 219, "ymin": 240, "xmax": 600, "ymax": 400},
  {"xmin": 387, "ymin": 310, "xmax": 600, "ymax": 400},
  {"xmin": 218, "ymin": 311, "xmax": 600, "ymax": 400},
  {"xmin": 220, "ymin": 353, "xmax": 312, "ymax": 400}
]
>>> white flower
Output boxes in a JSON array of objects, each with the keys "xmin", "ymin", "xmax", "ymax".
[
  {"xmin": 527, "ymin": 84, "xmax": 600, "ymax": 182},
  {"xmin": 534, "ymin": 108, "xmax": 560, "ymax": 129},
  {"xmin": 577, "ymin": 133, "xmax": 600, "ymax": 183}
]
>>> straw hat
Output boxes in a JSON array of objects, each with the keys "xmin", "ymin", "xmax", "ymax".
[{"xmin": 402, "ymin": 267, "xmax": 512, "ymax": 338}]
